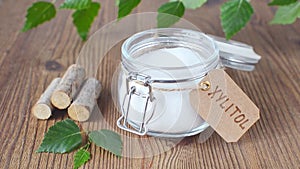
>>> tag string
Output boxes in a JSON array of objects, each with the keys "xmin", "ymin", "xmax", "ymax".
[{"xmin": 132, "ymin": 80, "xmax": 211, "ymax": 92}]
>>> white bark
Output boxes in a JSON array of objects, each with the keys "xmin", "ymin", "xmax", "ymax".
[
  {"xmin": 32, "ymin": 78, "xmax": 61, "ymax": 119},
  {"xmin": 51, "ymin": 64, "xmax": 86, "ymax": 109},
  {"xmin": 68, "ymin": 78, "xmax": 102, "ymax": 121}
]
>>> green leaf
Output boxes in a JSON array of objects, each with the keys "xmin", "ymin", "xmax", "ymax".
[
  {"xmin": 88, "ymin": 130, "xmax": 122, "ymax": 157},
  {"xmin": 73, "ymin": 144, "xmax": 91, "ymax": 169},
  {"xmin": 60, "ymin": 0, "xmax": 91, "ymax": 10},
  {"xmin": 22, "ymin": 1, "xmax": 56, "ymax": 32},
  {"xmin": 220, "ymin": 0, "xmax": 254, "ymax": 39},
  {"xmin": 37, "ymin": 119, "xmax": 82, "ymax": 153},
  {"xmin": 157, "ymin": 1, "xmax": 185, "ymax": 28},
  {"xmin": 170, "ymin": 0, "xmax": 207, "ymax": 9},
  {"xmin": 117, "ymin": 0, "xmax": 141, "ymax": 19},
  {"xmin": 268, "ymin": 0, "xmax": 297, "ymax": 6},
  {"xmin": 270, "ymin": 1, "xmax": 300, "ymax": 24},
  {"xmin": 72, "ymin": 2, "xmax": 101, "ymax": 40},
  {"xmin": 115, "ymin": 0, "xmax": 120, "ymax": 6}
]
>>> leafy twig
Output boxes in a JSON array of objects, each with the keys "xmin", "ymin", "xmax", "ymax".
[
  {"xmin": 37, "ymin": 119, "xmax": 123, "ymax": 168},
  {"xmin": 73, "ymin": 142, "xmax": 91, "ymax": 169},
  {"xmin": 21, "ymin": 0, "xmax": 300, "ymax": 40}
]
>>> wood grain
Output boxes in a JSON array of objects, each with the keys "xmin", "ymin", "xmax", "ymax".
[{"xmin": 0, "ymin": 0, "xmax": 299, "ymax": 168}]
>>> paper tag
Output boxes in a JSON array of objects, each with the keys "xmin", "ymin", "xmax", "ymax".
[{"xmin": 190, "ymin": 69, "xmax": 260, "ymax": 142}]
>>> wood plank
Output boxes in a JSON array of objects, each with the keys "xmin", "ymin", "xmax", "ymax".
[{"xmin": 0, "ymin": 0, "xmax": 299, "ymax": 168}]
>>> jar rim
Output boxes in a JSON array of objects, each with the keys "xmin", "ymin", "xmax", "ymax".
[{"xmin": 121, "ymin": 28, "xmax": 219, "ymax": 71}]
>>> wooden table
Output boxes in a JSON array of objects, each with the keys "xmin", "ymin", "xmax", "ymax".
[{"xmin": 1, "ymin": 0, "xmax": 299, "ymax": 168}]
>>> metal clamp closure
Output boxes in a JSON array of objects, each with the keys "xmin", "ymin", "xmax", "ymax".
[{"xmin": 117, "ymin": 72, "xmax": 155, "ymax": 135}]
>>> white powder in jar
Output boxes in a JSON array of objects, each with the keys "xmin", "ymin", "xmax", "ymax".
[{"xmin": 118, "ymin": 47, "xmax": 208, "ymax": 135}]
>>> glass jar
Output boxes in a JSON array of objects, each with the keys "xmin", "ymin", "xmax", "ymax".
[{"xmin": 116, "ymin": 28, "xmax": 260, "ymax": 137}]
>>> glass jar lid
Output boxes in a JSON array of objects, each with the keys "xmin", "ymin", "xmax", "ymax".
[
  {"xmin": 121, "ymin": 28, "xmax": 261, "ymax": 78},
  {"xmin": 209, "ymin": 34, "xmax": 261, "ymax": 71}
]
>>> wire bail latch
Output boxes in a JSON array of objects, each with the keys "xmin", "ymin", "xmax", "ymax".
[{"xmin": 117, "ymin": 72, "xmax": 155, "ymax": 135}]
